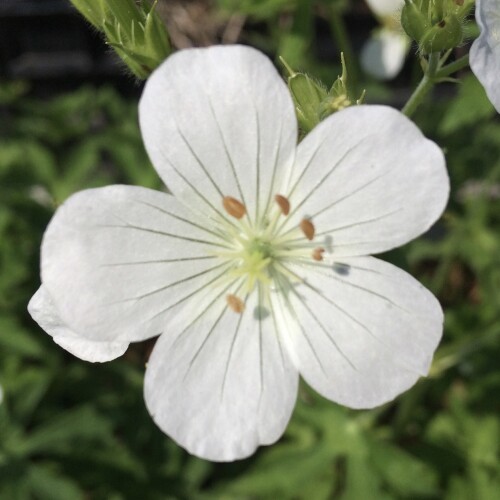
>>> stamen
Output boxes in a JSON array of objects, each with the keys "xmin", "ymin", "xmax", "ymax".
[
  {"xmin": 300, "ymin": 218, "xmax": 315, "ymax": 240},
  {"xmin": 223, "ymin": 196, "xmax": 246, "ymax": 219},
  {"xmin": 312, "ymin": 247, "xmax": 325, "ymax": 261},
  {"xmin": 274, "ymin": 194, "xmax": 290, "ymax": 216},
  {"xmin": 226, "ymin": 294, "xmax": 245, "ymax": 313}
]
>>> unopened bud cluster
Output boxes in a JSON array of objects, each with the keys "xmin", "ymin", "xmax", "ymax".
[
  {"xmin": 281, "ymin": 55, "xmax": 365, "ymax": 136},
  {"xmin": 401, "ymin": 0, "xmax": 474, "ymax": 54},
  {"xmin": 70, "ymin": 0, "xmax": 170, "ymax": 79}
]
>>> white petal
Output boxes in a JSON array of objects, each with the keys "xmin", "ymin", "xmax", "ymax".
[
  {"xmin": 470, "ymin": 0, "xmax": 500, "ymax": 113},
  {"xmin": 28, "ymin": 286, "xmax": 128, "ymax": 362},
  {"xmin": 144, "ymin": 284, "xmax": 298, "ymax": 462},
  {"xmin": 279, "ymin": 256, "xmax": 443, "ymax": 409},
  {"xmin": 139, "ymin": 45, "xmax": 297, "ymax": 224},
  {"xmin": 365, "ymin": 0, "xmax": 404, "ymax": 18},
  {"xmin": 41, "ymin": 185, "xmax": 231, "ymax": 343},
  {"xmin": 361, "ymin": 29, "xmax": 409, "ymax": 80},
  {"xmin": 283, "ymin": 105, "xmax": 448, "ymax": 257}
]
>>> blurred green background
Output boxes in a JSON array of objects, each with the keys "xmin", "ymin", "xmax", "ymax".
[{"xmin": 1, "ymin": 0, "xmax": 499, "ymax": 498}]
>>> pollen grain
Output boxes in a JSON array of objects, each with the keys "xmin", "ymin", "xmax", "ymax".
[
  {"xmin": 223, "ymin": 196, "xmax": 246, "ymax": 219},
  {"xmin": 300, "ymin": 218, "xmax": 315, "ymax": 240},
  {"xmin": 275, "ymin": 194, "xmax": 290, "ymax": 216},
  {"xmin": 312, "ymin": 247, "xmax": 325, "ymax": 261},
  {"xmin": 226, "ymin": 294, "xmax": 245, "ymax": 313}
]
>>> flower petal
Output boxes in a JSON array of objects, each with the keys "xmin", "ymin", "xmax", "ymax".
[
  {"xmin": 470, "ymin": 0, "xmax": 500, "ymax": 113},
  {"xmin": 139, "ymin": 45, "xmax": 297, "ymax": 224},
  {"xmin": 144, "ymin": 284, "xmax": 298, "ymax": 461},
  {"xmin": 361, "ymin": 29, "xmax": 409, "ymax": 80},
  {"xmin": 283, "ymin": 105, "xmax": 448, "ymax": 257},
  {"xmin": 40, "ymin": 185, "xmax": 232, "ymax": 344},
  {"xmin": 28, "ymin": 286, "xmax": 128, "ymax": 362},
  {"xmin": 365, "ymin": 0, "xmax": 404, "ymax": 18},
  {"xmin": 278, "ymin": 256, "xmax": 443, "ymax": 409}
]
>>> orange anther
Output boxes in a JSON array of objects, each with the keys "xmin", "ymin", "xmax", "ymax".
[
  {"xmin": 312, "ymin": 247, "xmax": 325, "ymax": 261},
  {"xmin": 274, "ymin": 194, "xmax": 290, "ymax": 216},
  {"xmin": 226, "ymin": 294, "xmax": 245, "ymax": 313},
  {"xmin": 300, "ymin": 218, "xmax": 315, "ymax": 240},
  {"xmin": 223, "ymin": 196, "xmax": 246, "ymax": 219}
]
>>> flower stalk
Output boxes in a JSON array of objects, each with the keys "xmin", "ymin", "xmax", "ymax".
[{"xmin": 402, "ymin": 52, "xmax": 470, "ymax": 117}]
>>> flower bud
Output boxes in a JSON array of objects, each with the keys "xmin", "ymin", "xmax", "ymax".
[
  {"xmin": 69, "ymin": 0, "xmax": 107, "ymax": 29},
  {"xmin": 420, "ymin": 14, "xmax": 463, "ymax": 54},
  {"xmin": 319, "ymin": 53, "xmax": 365, "ymax": 121},
  {"xmin": 71, "ymin": 0, "xmax": 170, "ymax": 79},
  {"xmin": 281, "ymin": 54, "xmax": 364, "ymax": 135},
  {"xmin": 401, "ymin": 0, "xmax": 430, "ymax": 42},
  {"xmin": 401, "ymin": 0, "xmax": 465, "ymax": 54},
  {"xmin": 280, "ymin": 57, "xmax": 328, "ymax": 135}
]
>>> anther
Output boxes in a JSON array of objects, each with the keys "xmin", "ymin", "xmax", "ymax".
[
  {"xmin": 226, "ymin": 294, "xmax": 245, "ymax": 313},
  {"xmin": 275, "ymin": 194, "xmax": 290, "ymax": 216},
  {"xmin": 312, "ymin": 247, "xmax": 325, "ymax": 261},
  {"xmin": 300, "ymin": 218, "xmax": 315, "ymax": 240},
  {"xmin": 223, "ymin": 196, "xmax": 246, "ymax": 219}
]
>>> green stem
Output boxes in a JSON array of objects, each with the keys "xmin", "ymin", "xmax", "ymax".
[
  {"xmin": 402, "ymin": 53, "xmax": 471, "ymax": 117},
  {"xmin": 329, "ymin": 6, "xmax": 359, "ymax": 94},
  {"xmin": 435, "ymin": 53, "xmax": 470, "ymax": 78},
  {"xmin": 402, "ymin": 52, "xmax": 440, "ymax": 117}
]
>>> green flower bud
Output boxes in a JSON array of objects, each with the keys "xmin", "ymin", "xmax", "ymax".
[
  {"xmin": 318, "ymin": 94, "xmax": 352, "ymax": 119},
  {"xmin": 401, "ymin": 0, "xmax": 430, "ymax": 43},
  {"xmin": 319, "ymin": 53, "xmax": 365, "ymax": 121},
  {"xmin": 420, "ymin": 14, "xmax": 463, "ymax": 54},
  {"xmin": 280, "ymin": 57, "xmax": 328, "ymax": 134},
  {"xmin": 281, "ymin": 54, "xmax": 364, "ymax": 136},
  {"xmin": 69, "ymin": 0, "xmax": 107, "ymax": 29},
  {"xmin": 71, "ymin": 0, "xmax": 170, "ymax": 79},
  {"xmin": 401, "ymin": 0, "xmax": 466, "ymax": 54}
]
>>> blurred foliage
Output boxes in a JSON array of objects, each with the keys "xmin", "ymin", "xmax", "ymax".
[{"xmin": 1, "ymin": 0, "xmax": 500, "ymax": 498}]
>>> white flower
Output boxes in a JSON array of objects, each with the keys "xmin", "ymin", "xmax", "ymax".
[
  {"xmin": 470, "ymin": 0, "xmax": 500, "ymax": 112},
  {"xmin": 362, "ymin": 0, "xmax": 410, "ymax": 80},
  {"xmin": 29, "ymin": 45, "xmax": 449, "ymax": 462},
  {"xmin": 365, "ymin": 0, "xmax": 405, "ymax": 18},
  {"xmin": 361, "ymin": 28, "xmax": 410, "ymax": 80}
]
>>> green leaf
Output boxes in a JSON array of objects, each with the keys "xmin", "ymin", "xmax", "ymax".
[
  {"xmin": 439, "ymin": 74, "xmax": 496, "ymax": 134},
  {"xmin": 27, "ymin": 464, "xmax": 84, "ymax": 500},
  {"xmin": 20, "ymin": 406, "xmax": 113, "ymax": 455},
  {"xmin": 369, "ymin": 442, "xmax": 439, "ymax": 496},
  {"xmin": 0, "ymin": 316, "xmax": 45, "ymax": 358}
]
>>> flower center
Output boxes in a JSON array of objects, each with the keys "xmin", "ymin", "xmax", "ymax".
[
  {"xmin": 246, "ymin": 237, "xmax": 273, "ymax": 260},
  {"xmin": 228, "ymin": 233, "xmax": 275, "ymax": 292},
  {"xmin": 218, "ymin": 194, "xmax": 324, "ymax": 312}
]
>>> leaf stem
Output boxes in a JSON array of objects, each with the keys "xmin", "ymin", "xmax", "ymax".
[
  {"xmin": 402, "ymin": 52, "xmax": 440, "ymax": 117},
  {"xmin": 435, "ymin": 53, "xmax": 470, "ymax": 79}
]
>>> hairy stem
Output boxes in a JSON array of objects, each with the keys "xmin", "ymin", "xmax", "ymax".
[{"xmin": 402, "ymin": 53, "xmax": 471, "ymax": 117}]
